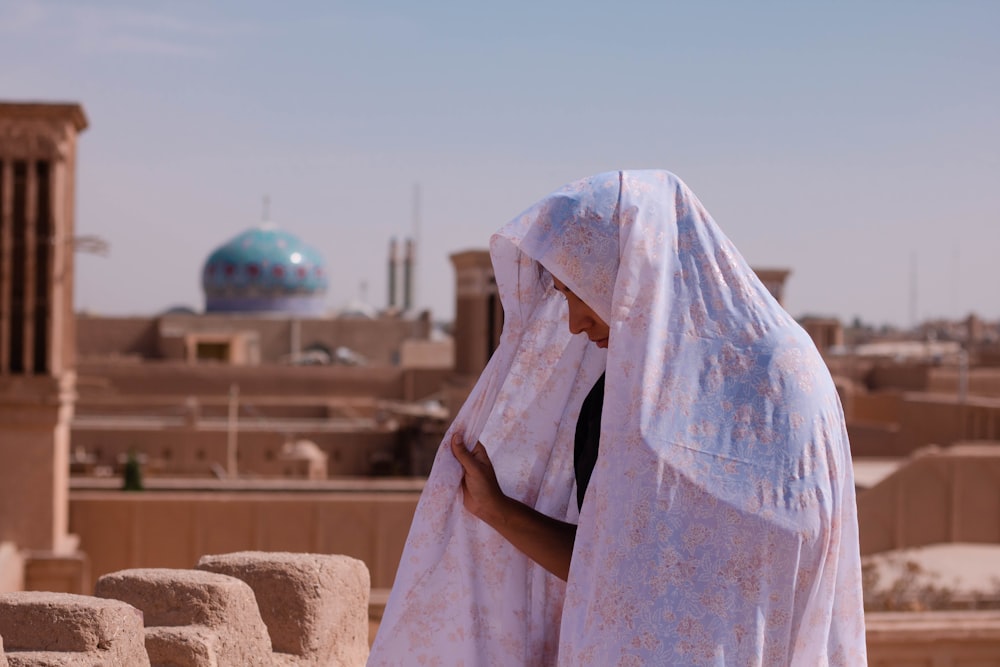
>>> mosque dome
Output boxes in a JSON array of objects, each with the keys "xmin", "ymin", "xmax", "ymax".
[{"xmin": 201, "ymin": 223, "xmax": 328, "ymax": 314}]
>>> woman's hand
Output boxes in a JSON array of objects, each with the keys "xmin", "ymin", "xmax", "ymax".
[
  {"xmin": 449, "ymin": 432, "xmax": 577, "ymax": 580},
  {"xmin": 450, "ymin": 433, "xmax": 510, "ymax": 526}
]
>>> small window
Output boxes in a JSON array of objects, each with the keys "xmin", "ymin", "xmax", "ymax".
[{"xmin": 196, "ymin": 342, "xmax": 230, "ymax": 362}]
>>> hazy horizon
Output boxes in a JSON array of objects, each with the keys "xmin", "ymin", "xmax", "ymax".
[{"xmin": 2, "ymin": 0, "xmax": 997, "ymax": 327}]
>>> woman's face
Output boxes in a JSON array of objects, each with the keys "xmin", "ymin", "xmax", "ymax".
[{"xmin": 552, "ymin": 277, "xmax": 610, "ymax": 348}]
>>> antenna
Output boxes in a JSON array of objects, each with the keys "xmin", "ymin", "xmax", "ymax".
[
  {"xmin": 412, "ymin": 183, "xmax": 421, "ymax": 310},
  {"xmin": 262, "ymin": 195, "xmax": 270, "ymax": 222},
  {"xmin": 951, "ymin": 242, "xmax": 960, "ymax": 317},
  {"xmin": 909, "ymin": 251, "xmax": 918, "ymax": 329}
]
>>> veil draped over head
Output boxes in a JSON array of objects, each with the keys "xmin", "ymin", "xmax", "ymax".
[{"xmin": 369, "ymin": 171, "xmax": 866, "ymax": 666}]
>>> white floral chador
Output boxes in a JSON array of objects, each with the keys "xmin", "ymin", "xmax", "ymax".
[{"xmin": 369, "ymin": 171, "xmax": 867, "ymax": 666}]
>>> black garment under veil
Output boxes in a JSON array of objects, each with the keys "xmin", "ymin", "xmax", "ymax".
[{"xmin": 574, "ymin": 373, "xmax": 605, "ymax": 511}]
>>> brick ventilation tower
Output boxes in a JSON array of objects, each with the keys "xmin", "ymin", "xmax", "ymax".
[{"xmin": 0, "ymin": 103, "xmax": 87, "ymax": 569}]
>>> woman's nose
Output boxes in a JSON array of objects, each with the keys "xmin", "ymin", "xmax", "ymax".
[{"xmin": 567, "ymin": 303, "xmax": 590, "ymax": 335}]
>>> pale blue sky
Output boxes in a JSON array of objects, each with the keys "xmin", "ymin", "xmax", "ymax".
[{"xmin": 2, "ymin": 0, "xmax": 997, "ymax": 326}]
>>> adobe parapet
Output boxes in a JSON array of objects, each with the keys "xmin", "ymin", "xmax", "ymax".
[
  {"xmin": 867, "ymin": 610, "xmax": 1000, "ymax": 665},
  {"xmin": 0, "ymin": 551, "xmax": 370, "ymax": 666},
  {"xmin": 0, "ymin": 591, "xmax": 148, "ymax": 665},
  {"xmin": 197, "ymin": 552, "xmax": 369, "ymax": 666}
]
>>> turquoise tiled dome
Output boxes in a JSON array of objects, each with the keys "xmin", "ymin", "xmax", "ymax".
[{"xmin": 201, "ymin": 223, "xmax": 328, "ymax": 314}]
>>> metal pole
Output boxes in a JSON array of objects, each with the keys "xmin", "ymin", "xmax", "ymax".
[{"xmin": 227, "ymin": 383, "xmax": 239, "ymax": 478}]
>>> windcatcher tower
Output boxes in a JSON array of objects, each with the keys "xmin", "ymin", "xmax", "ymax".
[
  {"xmin": 445, "ymin": 250, "xmax": 503, "ymax": 415},
  {"xmin": 0, "ymin": 103, "xmax": 87, "ymax": 584}
]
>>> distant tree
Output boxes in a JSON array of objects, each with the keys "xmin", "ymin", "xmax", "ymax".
[{"xmin": 122, "ymin": 450, "xmax": 144, "ymax": 492}]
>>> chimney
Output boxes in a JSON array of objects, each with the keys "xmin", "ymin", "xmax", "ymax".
[
  {"xmin": 387, "ymin": 238, "xmax": 398, "ymax": 309},
  {"xmin": 403, "ymin": 238, "xmax": 414, "ymax": 311}
]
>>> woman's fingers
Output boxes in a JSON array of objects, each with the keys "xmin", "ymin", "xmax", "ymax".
[
  {"xmin": 450, "ymin": 433, "xmax": 472, "ymax": 470},
  {"xmin": 452, "ymin": 434, "xmax": 493, "ymax": 476},
  {"xmin": 449, "ymin": 434, "xmax": 505, "ymax": 524},
  {"xmin": 469, "ymin": 441, "xmax": 490, "ymax": 465}
]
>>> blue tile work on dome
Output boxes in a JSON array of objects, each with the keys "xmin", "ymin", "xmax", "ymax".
[{"xmin": 202, "ymin": 224, "xmax": 328, "ymax": 314}]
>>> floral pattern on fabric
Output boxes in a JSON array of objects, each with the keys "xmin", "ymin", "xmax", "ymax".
[{"xmin": 369, "ymin": 170, "xmax": 866, "ymax": 666}]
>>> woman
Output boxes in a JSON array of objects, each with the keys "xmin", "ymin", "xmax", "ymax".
[{"xmin": 369, "ymin": 170, "xmax": 867, "ymax": 665}]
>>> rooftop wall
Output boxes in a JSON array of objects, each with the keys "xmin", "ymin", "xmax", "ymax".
[
  {"xmin": 69, "ymin": 490, "xmax": 418, "ymax": 591},
  {"xmin": 868, "ymin": 363, "xmax": 933, "ymax": 392},
  {"xmin": 928, "ymin": 366, "xmax": 1000, "ymax": 398},
  {"xmin": 77, "ymin": 360, "xmax": 408, "ymax": 399},
  {"xmin": 866, "ymin": 610, "xmax": 1000, "ymax": 666},
  {"xmin": 78, "ymin": 314, "xmax": 431, "ymax": 366},
  {"xmin": 76, "ymin": 316, "xmax": 159, "ymax": 359},
  {"xmin": 848, "ymin": 422, "xmax": 903, "ymax": 458},
  {"xmin": 5, "ymin": 589, "xmax": 1000, "ymax": 666},
  {"xmin": 850, "ymin": 391, "xmax": 904, "ymax": 425},
  {"xmin": 846, "ymin": 391, "xmax": 1000, "ymax": 457},
  {"xmin": 896, "ymin": 394, "xmax": 1000, "ymax": 452},
  {"xmin": 71, "ymin": 422, "xmax": 401, "ymax": 477},
  {"xmin": 0, "ymin": 551, "xmax": 370, "ymax": 666},
  {"xmin": 858, "ymin": 445, "xmax": 1000, "ymax": 555}
]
